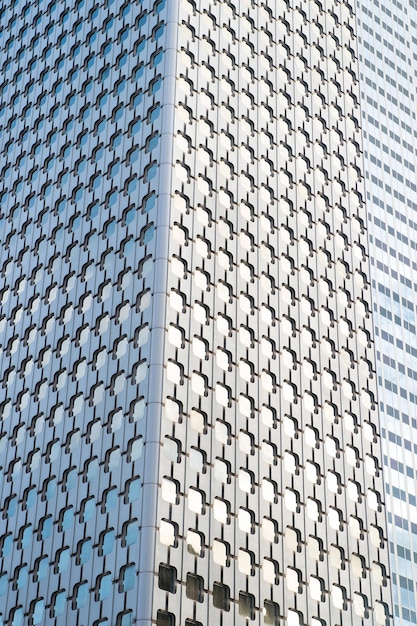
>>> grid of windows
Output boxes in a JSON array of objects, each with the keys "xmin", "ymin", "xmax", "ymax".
[
  {"xmin": 0, "ymin": 0, "xmax": 169, "ymax": 624},
  {"xmin": 357, "ymin": 0, "xmax": 417, "ymax": 623},
  {"xmin": 156, "ymin": 1, "xmax": 391, "ymax": 626}
]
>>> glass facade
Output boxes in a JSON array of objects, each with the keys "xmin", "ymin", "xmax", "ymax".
[
  {"xmin": 0, "ymin": 1, "xmax": 392, "ymax": 626},
  {"xmin": 0, "ymin": 1, "xmax": 173, "ymax": 624},
  {"xmin": 357, "ymin": 0, "xmax": 417, "ymax": 624}
]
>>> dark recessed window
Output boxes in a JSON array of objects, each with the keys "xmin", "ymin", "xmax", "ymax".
[
  {"xmin": 156, "ymin": 611, "xmax": 175, "ymax": 626},
  {"xmin": 158, "ymin": 564, "xmax": 177, "ymax": 593},
  {"xmin": 213, "ymin": 582, "xmax": 230, "ymax": 611},
  {"xmin": 186, "ymin": 573, "xmax": 204, "ymax": 602},
  {"xmin": 239, "ymin": 591, "xmax": 255, "ymax": 620}
]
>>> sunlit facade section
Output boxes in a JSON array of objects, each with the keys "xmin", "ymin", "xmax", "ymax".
[{"xmin": 155, "ymin": 1, "xmax": 391, "ymax": 626}]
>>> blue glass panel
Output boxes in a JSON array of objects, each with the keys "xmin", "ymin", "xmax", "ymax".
[
  {"xmin": 122, "ymin": 238, "xmax": 135, "ymax": 256},
  {"xmin": 136, "ymin": 39, "xmax": 146, "ymax": 54},
  {"xmin": 110, "ymin": 162, "xmax": 120, "ymax": 177},
  {"xmin": 37, "ymin": 557, "xmax": 48, "ymax": 581},
  {"xmin": 12, "ymin": 607, "xmax": 23, "ymax": 626},
  {"xmin": 65, "ymin": 468, "xmax": 77, "ymax": 490},
  {"xmin": 127, "ymin": 178, "xmax": 137, "ymax": 194},
  {"xmin": 102, "ymin": 530, "xmax": 115, "ymax": 555},
  {"xmin": 156, "ymin": 0, "xmax": 166, "ymax": 12},
  {"xmin": 128, "ymin": 478, "xmax": 141, "ymax": 503},
  {"xmin": 142, "ymin": 224, "xmax": 155, "ymax": 245},
  {"xmin": 25, "ymin": 487, "xmax": 36, "ymax": 510},
  {"xmin": 151, "ymin": 77, "xmax": 162, "ymax": 93},
  {"xmin": 17, "ymin": 567, "xmax": 28, "ymax": 590},
  {"xmin": 46, "ymin": 478, "xmax": 57, "ymax": 500},
  {"xmin": 105, "ymin": 488, "xmax": 117, "ymax": 512},
  {"xmin": 1, "ymin": 534, "xmax": 12, "ymax": 556},
  {"xmin": 152, "ymin": 50, "xmax": 163, "ymax": 67},
  {"xmin": 118, "ymin": 53, "xmax": 127, "ymax": 67},
  {"xmin": 7, "ymin": 497, "xmax": 17, "ymax": 518},
  {"xmin": 22, "ymin": 526, "xmax": 32, "ymax": 549},
  {"xmin": 120, "ymin": 612, "xmax": 133, "ymax": 626},
  {"xmin": 134, "ymin": 67, "xmax": 144, "ymax": 82},
  {"xmin": 58, "ymin": 548, "xmax": 70, "ymax": 573},
  {"xmin": 144, "ymin": 193, "xmax": 156, "ymax": 212},
  {"xmin": 154, "ymin": 23, "xmax": 165, "ymax": 39},
  {"xmin": 33, "ymin": 600, "xmax": 44, "ymax": 624},
  {"xmin": 149, "ymin": 104, "xmax": 161, "ymax": 122},
  {"xmin": 126, "ymin": 522, "xmax": 138, "ymax": 546},
  {"xmin": 108, "ymin": 190, "xmax": 118, "ymax": 207},
  {"xmin": 41, "ymin": 517, "xmax": 53, "ymax": 540},
  {"xmin": 105, "ymin": 219, "xmax": 116, "ymax": 237},
  {"xmin": 62, "ymin": 508, "xmax": 74, "ymax": 531},
  {"xmin": 123, "ymin": 565, "xmax": 135, "ymax": 591},
  {"xmin": 87, "ymin": 458, "xmax": 98, "ymax": 481},
  {"xmin": 131, "ymin": 120, "xmax": 141, "ymax": 134},
  {"xmin": 80, "ymin": 539, "xmax": 92, "ymax": 564},
  {"xmin": 124, "ymin": 207, "xmax": 136, "ymax": 225},
  {"xmin": 83, "ymin": 497, "xmax": 95, "ymax": 521},
  {"xmin": 99, "ymin": 574, "xmax": 112, "ymax": 600},
  {"xmin": 76, "ymin": 583, "xmax": 88, "ymax": 609}
]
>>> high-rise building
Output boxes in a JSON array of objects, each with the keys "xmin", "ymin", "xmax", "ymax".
[
  {"xmin": 357, "ymin": 1, "xmax": 417, "ymax": 624},
  {"xmin": 0, "ymin": 1, "xmax": 392, "ymax": 626}
]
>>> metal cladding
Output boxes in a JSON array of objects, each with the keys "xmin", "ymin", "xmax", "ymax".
[{"xmin": 0, "ymin": 1, "xmax": 392, "ymax": 626}]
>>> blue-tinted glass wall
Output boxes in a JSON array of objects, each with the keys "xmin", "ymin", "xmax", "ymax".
[{"xmin": 0, "ymin": 1, "xmax": 168, "ymax": 624}]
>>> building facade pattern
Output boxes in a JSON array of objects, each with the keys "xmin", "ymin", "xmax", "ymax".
[
  {"xmin": 357, "ymin": 0, "xmax": 417, "ymax": 624},
  {"xmin": 0, "ymin": 0, "xmax": 170, "ymax": 624},
  {"xmin": 156, "ymin": 1, "xmax": 391, "ymax": 626},
  {"xmin": 0, "ymin": 0, "xmax": 392, "ymax": 626}
]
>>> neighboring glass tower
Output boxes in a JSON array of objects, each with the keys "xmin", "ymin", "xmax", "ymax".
[
  {"xmin": 357, "ymin": 0, "xmax": 417, "ymax": 624},
  {"xmin": 0, "ymin": 1, "xmax": 391, "ymax": 626}
]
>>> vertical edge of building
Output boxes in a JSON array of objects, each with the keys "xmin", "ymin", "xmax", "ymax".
[{"xmin": 139, "ymin": 1, "xmax": 179, "ymax": 624}]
